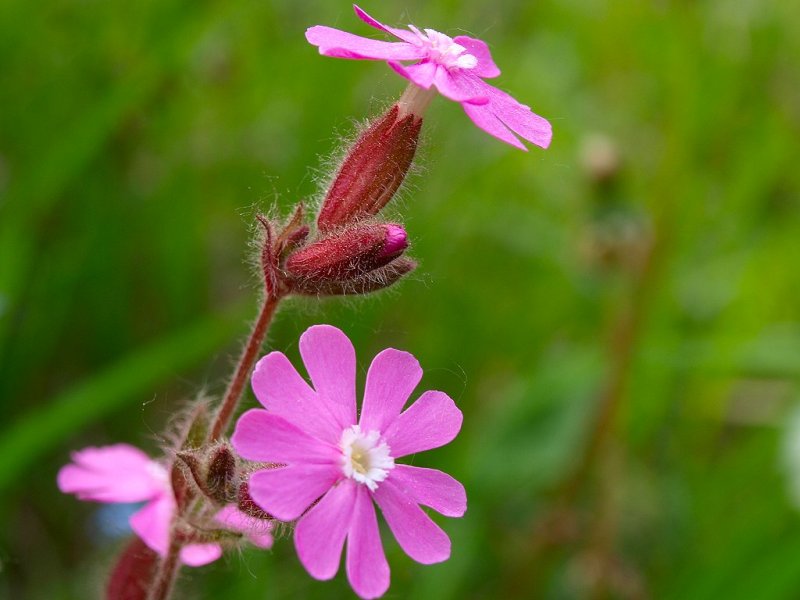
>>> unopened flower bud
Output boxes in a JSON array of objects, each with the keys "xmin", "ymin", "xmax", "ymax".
[
  {"xmin": 317, "ymin": 105, "xmax": 422, "ymax": 231},
  {"xmin": 206, "ymin": 445, "xmax": 237, "ymax": 504},
  {"xmin": 107, "ymin": 538, "xmax": 158, "ymax": 600},
  {"xmin": 238, "ymin": 481, "xmax": 273, "ymax": 521},
  {"xmin": 294, "ymin": 256, "xmax": 417, "ymax": 296},
  {"xmin": 182, "ymin": 401, "xmax": 210, "ymax": 450},
  {"xmin": 170, "ymin": 461, "xmax": 191, "ymax": 509},
  {"xmin": 176, "ymin": 444, "xmax": 238, "ymax": 505},
  {"xmin": 284, "ymin": 222, "xmax": 408, "ymax": 289}
]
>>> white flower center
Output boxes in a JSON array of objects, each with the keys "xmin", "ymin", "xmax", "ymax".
[
  {"xmin": 340, "ymin": 425, "xmax": 394, "ymax": 491},
  {"xmin": 409, "ymin": 25, "xmax": 478, "ymax": 70}
]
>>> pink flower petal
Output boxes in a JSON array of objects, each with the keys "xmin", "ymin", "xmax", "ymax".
[
  {"xmin": 383, "ymin": 390, "xmax": 463, "ymax": 458},
  {"xmin": 390, "ymin": 465, "xmax": 466, "ymax": 517},
  {"xmin": 308, "ymin": 6, "xmax": 553, "ymax": 152},
  {"xmin": 295, "ymin": 481, "xmax": 357, "ymax": 580},
  {"xmin": 484, "ymin": 82, "xmax": 553, "ymax": 149},
  {"xmin": 462, "ymin": 100, "xmax": 527, "ymax": 150},
  {"xmin": 346, "ymin": 486, "xmax": 390, "ymax": 599},
  {"xmin": 432, "ymin": 68, "xmax": 490, "ymax": 105},
  {"xmin": 388, "ymin": 60, "xmax": 437, "ymax": 90},
  {"xmin": 180, "ymin": 544, "xmax": 222, "ymax": 567},
  {"xmin": 215, "ymin": 506, "xmax": 274, "ymax": 549},
  {"xmin": 57, "ymin": 444, "xmax": 165, "ymax": 503},
  {"xmin": 248, "ymin": 464, "xmax": 340, "ymax": 521},
  {"xmin": 462, "ymin": 75, "xmax": 552, "ymax": 149},
  {"xmin": 305, "ymin": 26, "xmax": 424, "ymax": 61},
  {"xmin": 353, "ymin": 5, "xmax": 420, "ymax": 45},
  {"xmin": 231, "ymin": 409, "xmax": 339, "ymax": 465},
  {"xmin": 251, "ymin": 352, "xmax": 342, "ymax": 444},
  {"xmin": 373, "ymin": 478, "xmax": 450, "ymax": 564},
  {"xmin": 453, "ymin": 35, "xmax": 501, "ymax": 78},
  {"xmin": 359, "ymin": 348, "xmax": 422, "ymax": 434},
  {"xmin": 299, "ymin": 325, "xmax": 358, "ymax": 430},
  {"xmin": 129, "ymin": 494, "xmax": 173, "ymax": 556},
  {"xmin": 130, "ymin": 494, "xmax": 224, "ymax": 567}
]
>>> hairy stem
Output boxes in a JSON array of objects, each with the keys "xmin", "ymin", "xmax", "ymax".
[
  {"xmin": 147, "ymin": 537, "xmax": 181, "ymax": 600},
  {"xmin": 209, "ymin": 292, "xmax": 282, "ymax": 441}
]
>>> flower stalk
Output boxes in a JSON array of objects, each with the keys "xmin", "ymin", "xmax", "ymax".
[
  {"xmin": 208, "ymin": 292, "xmax": 282, "ymax": 442},
  {"xmin": 147, "ymin": 538, "xmax": 182, "ymax": 600}
]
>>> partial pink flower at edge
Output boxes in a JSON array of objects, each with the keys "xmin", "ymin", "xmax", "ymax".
[
  {"xmin": 231, "ymin": 324, "xmax": 466, "ymax": 600},
  {"xmin": 306, "ymin": 4, "xmax": 552, "ymax": 150},
  {"xmin": 58, "ymin": 444, "xmax": 272, "ymax": 566}
]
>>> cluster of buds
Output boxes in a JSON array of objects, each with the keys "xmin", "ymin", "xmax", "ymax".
[
  {"xmin": 259, "ymin": 103, "xmax": 423, "ymax": 298},
  {"xmin": 174, "ymin": 404, "xmax": 274, "ymax": 523},
  {"xmin": 176, "ymin": 444, "xmax": 274, "ymax": 523}
]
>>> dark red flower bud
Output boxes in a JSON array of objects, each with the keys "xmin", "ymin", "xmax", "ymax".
[
  {"xmin": 206, "ymin": 445, "xmax": 237, "ymax": 504},
  {"xmin": 317, "ymin": 105, "xmax": 422, "ymax": 231},
  {"xmin": 284, "ymin": 222, "xmax": 408, "ymax": 286},
  {"xmin": 238, "ymin": 481, "xmax": 273, "ymax": 521},
  {"xmin": 175, "ymin": 444, "xmax": 238, "ymax": 505},
  {"xmin": 106, "ymin": 538, "xmax": 158, "ymax": 600},
  {"xmin": 291, "ymin": 256, "xmax": 417, "ymax": 296}
]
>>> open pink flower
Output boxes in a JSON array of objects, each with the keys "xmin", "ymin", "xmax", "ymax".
[
  {"xmin": 306, "ymin": 5, "xmax": 552, "ymax": 150},
  {"xmin": 58, "ymin": 444, "xmax": 272, "ymax": 565},
  {"xmin": 231, "ymin": 324, "xmax": 466, "ymax": 599}
]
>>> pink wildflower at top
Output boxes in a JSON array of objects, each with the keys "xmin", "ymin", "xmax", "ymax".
[
  {"xmin": 306, "ymin": 5, "xmax": 552, "ymax": 150},
  {"xmin": 58, "ymin": 444, "xmax": 272, "ymax": 565},
  {"xmin": 231, "ymin": 324, "xmax": 466, "ymax": 599}
]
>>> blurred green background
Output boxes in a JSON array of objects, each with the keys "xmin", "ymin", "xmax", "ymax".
[{"xmin": 2, "ymin": 0, "xmax": 800, "ymax": 598}]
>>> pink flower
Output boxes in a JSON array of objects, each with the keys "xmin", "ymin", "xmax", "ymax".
[
  {"xmin": 231, "ymin": 325, "xmax": 466, "ymax": 599},
  {"xmin": 58, "ymin": 444, "xmax": 272, "ymax": 565},
  {"xmin": 306, "ymin": 5, "xmax": 552, "ymax": 150}
]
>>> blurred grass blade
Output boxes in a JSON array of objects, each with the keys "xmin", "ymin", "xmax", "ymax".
[
  {"xmin": 0, "ymin": 0, "xmax": 238, "ymax": 353},
  {"xmin": 0, "ymin": 303, "xmax": 248, "ymax": 492}
]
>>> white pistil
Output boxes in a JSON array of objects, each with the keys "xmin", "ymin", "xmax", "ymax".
[{"xmin": 340, "ymin": 425, "xmax": 395, "ymax": 491}]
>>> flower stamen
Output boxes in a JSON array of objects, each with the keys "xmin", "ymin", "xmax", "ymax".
[
  {"xmin": 340, "ymin": 425, "xmax": 394, "ymax": 491},
  {"xmin": 409, "ymin": 26, "xmax": 477, "ymax": 71}
]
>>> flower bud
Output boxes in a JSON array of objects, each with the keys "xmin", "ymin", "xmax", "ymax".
[
  {"xmin": 170, "ymin": 461, "xmax": 191, "ymax": 509},
  {"xmin": 238, "ymin": 481, "xmax": 273, "ymax": 521},
  {"xmin": 317, "ymin": 105, "xmax": 422, "ymax": 231},
  {"xmin": 176, "ymin": 444, "xmax": 238, "ymax": 505},
  {"xmin": 284, "ymin": 222, "xmax": 408, "ymax": 288},
  {"xmin": 106, "ymin": 538, "xmax": 157, "ymax": 600},
  {"xmin": 206, "ymin": 445, "xmax": 237, "ymax": 504},
  {"xmin": 292, "ymin": 256, "xmax": 417, "ymax": 296},
  {"xmin": 182, "ymin": 401, "xmax": 210, "ymax": 450}
]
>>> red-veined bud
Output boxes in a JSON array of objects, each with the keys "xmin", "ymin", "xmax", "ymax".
[
  {"xmin": 238, "ymin": 481, "xmax": 273, "ymax": 521},
  {"xmin": 317, "ymin": 105, "xmax": 422, "ymax": 231},
  {"xmin": 284, "ymin": 223, "xmax": 410, "ymax": 296}
]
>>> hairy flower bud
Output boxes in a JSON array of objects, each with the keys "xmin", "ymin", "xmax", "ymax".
[
  {"xmin": 206, "ymin": 445, "xmax": 237, "ymax": 504},
  {"xmin": 292, "ymin": 256, "xmax": 417, "ymax": 296},
  {"xmin": 176, "ymin": 444, "xmax": 238, "ymax": 505},
  {"xmin": 238, "ymin": 481, "xmax": 273, "ymax": 521},
  {"xmin": 317, "ymin": 105, "xmax": 421, "ymax": 231},
  {"xmin": 284, "ymin": 223, "xmax": 409, "ymax": 293}
]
